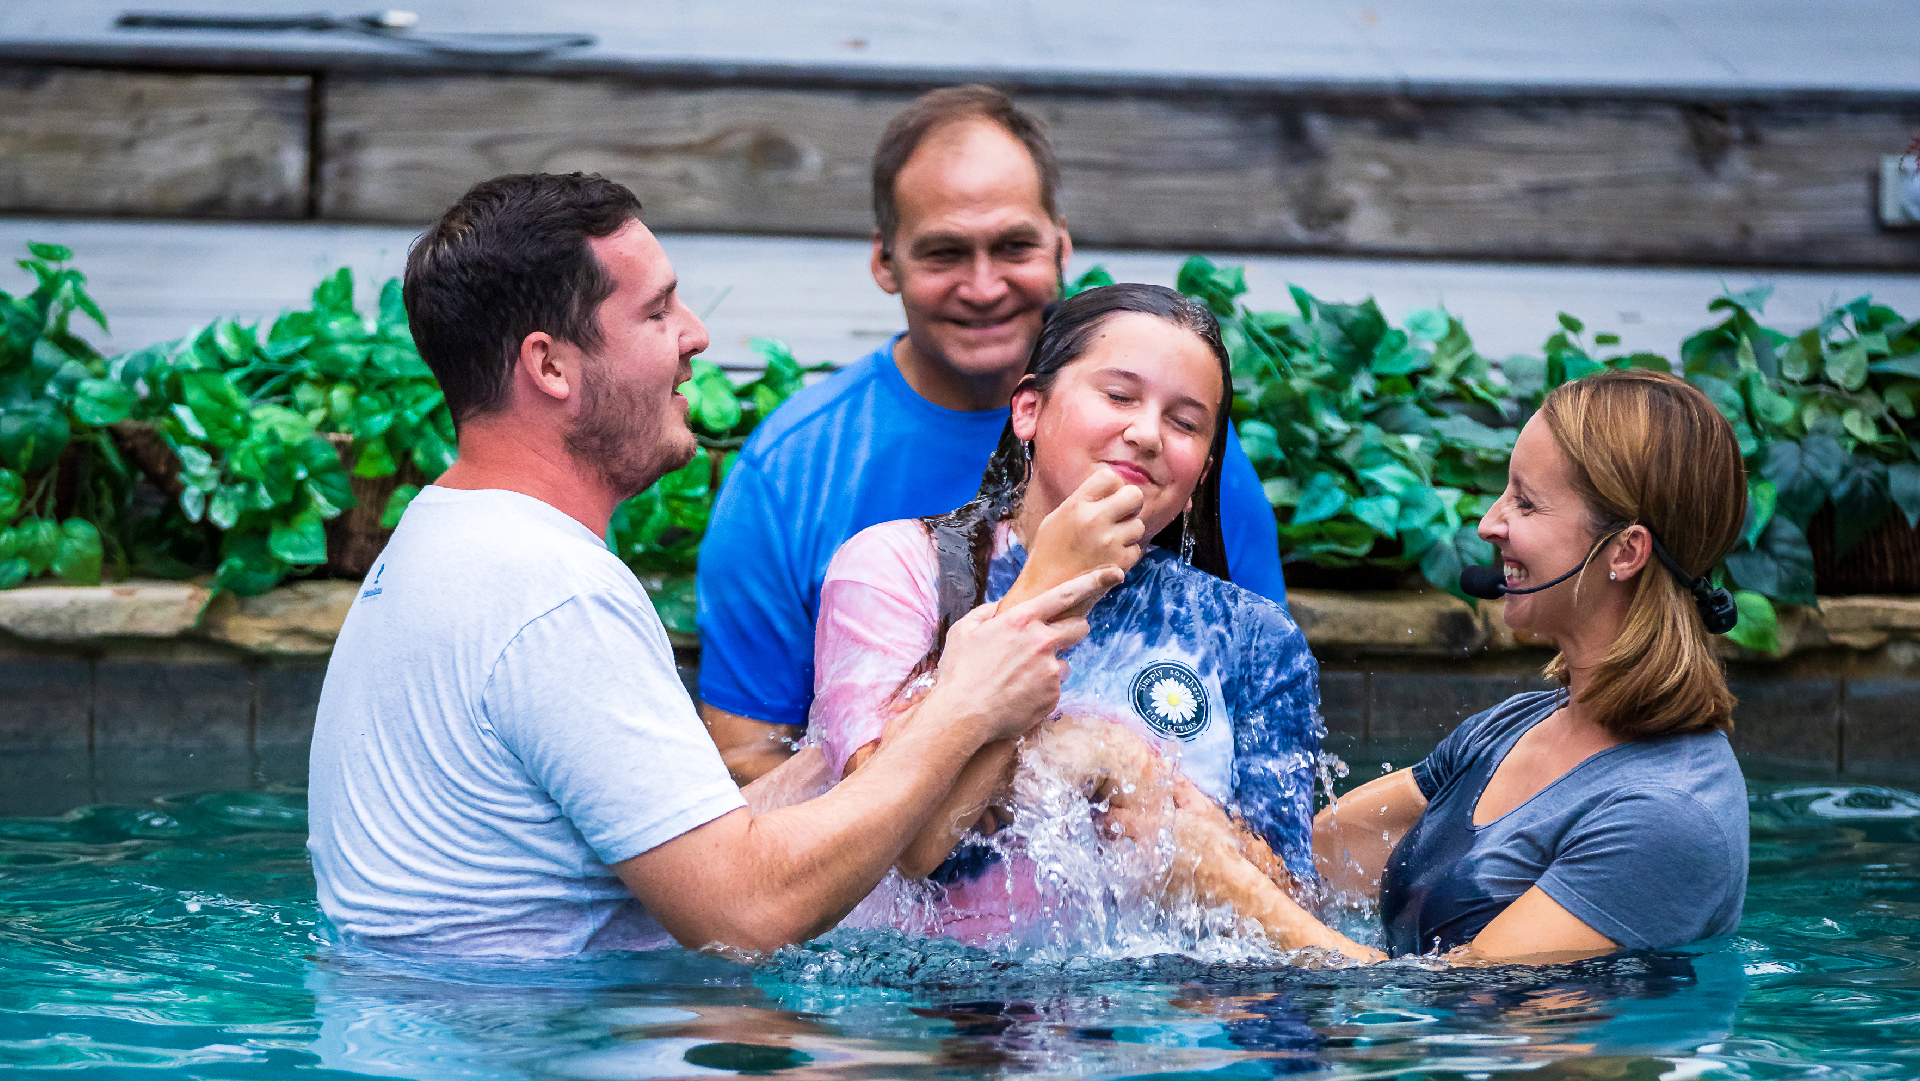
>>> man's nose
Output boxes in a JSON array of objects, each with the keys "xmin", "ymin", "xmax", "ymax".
[
  {"xmin": 683, "ymin": 310, "xmax": 712, "ymax": 359},
  {"xmin": 955, "ymin": 251, "xmax": 1010, "ymax": 306}
]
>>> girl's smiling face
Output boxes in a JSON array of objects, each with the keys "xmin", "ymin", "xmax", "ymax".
[
  {"xmin": 1010, "ymin": 311, "xmax": 1222, "ymax": 543},
  {"xmin": 1477, "ymin": 415, "xmax": 1611, "ymax": 636}
]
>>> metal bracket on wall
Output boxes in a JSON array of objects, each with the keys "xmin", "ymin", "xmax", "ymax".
[{"xmin": 1880, "ymin": 155, "xmax": 1920, "ymax": 230}]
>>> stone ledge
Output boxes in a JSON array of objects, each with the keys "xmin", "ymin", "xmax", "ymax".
[
  {"xmin": 0, "ymin": 581, "xmax": 213, "ymax": 641},
  {"xmin": 3, "ymin": 580, "xmax": 1920, "ymax": 661},
  {"xmin": 196, "ymin": 581, "xmax": 359, "ymax": 656}
]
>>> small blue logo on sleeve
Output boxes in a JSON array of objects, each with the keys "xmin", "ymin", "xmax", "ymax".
[
  {"xmin": 1130, "ymin": 660, "xmax": 1210, "ymax": 741},
  {"xmin": 361, "ymin": 564, "xmax": 385, "ymax": 600}
]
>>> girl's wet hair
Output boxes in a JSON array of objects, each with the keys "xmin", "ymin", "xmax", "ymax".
[{"xmin": 914, "ymin": 283, "xmax": 1236, "ymax": 661}]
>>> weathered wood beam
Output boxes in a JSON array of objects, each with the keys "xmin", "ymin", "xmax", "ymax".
[
  {"xmin": 321, "ymin": 75, "xmax": 1920, "ymax": 268},
  {"xmin": 0, "ymin": 66, "xmax": 310, "ymax": 218}
]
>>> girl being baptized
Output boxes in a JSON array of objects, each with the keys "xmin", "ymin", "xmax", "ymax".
[{"xmin": 810, "ymin": 284, "xmax": 1379, "ymax": 961}]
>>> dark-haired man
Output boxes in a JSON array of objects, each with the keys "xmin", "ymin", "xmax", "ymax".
[
  {"xmin": 307, "ymin": 173, "xmax": 1115, "ymax": 956},
  {"xmin": 697, "ymin": 86, "xmax": 1287, "ymax": 782}
]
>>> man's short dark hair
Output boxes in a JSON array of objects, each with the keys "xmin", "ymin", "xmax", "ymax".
[
  {"xmin": 403, "ymin": 173, "xmax": 643, "ymax": 425},
  {"xmin": 871, "ymin": 85, "xmax": 1061, "ymax": 257}
]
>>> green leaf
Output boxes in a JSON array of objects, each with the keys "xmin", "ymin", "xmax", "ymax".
[
  {"xmin": 1830, "ymin": 455, "xmax": 1891, "ymax": 556},
  {"xmin": 50, "ymin": 518, "xmax": 101, "ymax": 585},
  {"xmin": 1237, "ymin": 420, "xmax": 1282, "ymax": 468},
  {"xmin": 1722, "ymin": 590, "xmax": 1781, "ymax": 654},
  {"xmin": 1890, "ymin": 462, "xmax": 1920, "ymax": 529},
  {"xmin": 1174, "ymin": 256, "xmax": 1246, "ymax": 317},
  {"xmin": 1422, "ymin": 525, "xmax": 1497, "ymax": 603},
  {"xmin": 1723, "ymin": 515, "xmax": 1816, "ymax": 607},
  {"xmin": 269, "ymin": 507, "xmax": 328, "ymax": 565},
  {"xmin": 213, "ymin": 320, "xmax": 255, "ymax": 362},
  {"xmin": 1350, "ymin": 494, "xmax": 1400, "ymax": 535},
  {"xmin": 1557, "ymin": 312, "xmax": 1585, "ymax": 334},
  {"xmin": 1404, "ymin": 308, "xmax": 1451, "ymax": 344},
  {"xmin": 207, "ymin": 484, "xmax": 244, "ymax": 530},
  {"xmin": 1064, "ymin": 265, "xmax": 1115, "ymax": 297},
  {"xmin": 0, "ymin": 557, "xmax": 27, "ymax": 590},
  {"xmin": 1291, "ymin": 471, "xmax": 1349, "ymax": 525},
  {"xmin": 381, "ymin": 483, "xmax": 420, "ymax": 528},
  {"xmin": 26, "ymin": 241, "xmax": 72, "ymax": 263},
  {"xmin": 0, "ymin": 401, "xmax": 71, "ymax": 472},
  {"xmin": 352, "ymin": 436, "xmax": 397, "ymax": 478},
  {"xmin": 179, "ymin": 371, "xmax": 251, "ymax": 447},
  {"xmin": 1828, "ymin": 340, "xmax": 1869, "ymax": 390},
  {"xmin": 1359, "ymin": 463, "xmax": 1423, "ymax": 498},
  {"xmin": 1869, "ymin": 355, "xmax": 1920, "ymax": 378},
  {"xmin": 72, "ymin": 378, "xmax": 136, "ymax": 427},
  {"xmin": 213, "ymin": 532, "xmax": 288, "ymax": 597},
  {"xmin": 1593, "ymin": 332, "xmax": 1621, "ymax": 346},
  {"xmin": 1759, "ymin": 434, "xmax": 1847, "ymax": 524},
  {"xmin": 13, "ymin": 517, "xmax": 60, "ymax": 575},
  {"xmin": 314, "ymin": 267, "xmax": 355, "ymax": 315},
  {"xmin": 1744, "ymin": 477, "xmax": 1778, "ymax": 548},
  {"xmin": 0, "ymin": 468, "xmax": 20, "ymax": 520}
]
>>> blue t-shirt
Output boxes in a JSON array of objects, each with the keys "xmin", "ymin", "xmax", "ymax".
[
  {"xmin": 696, "ymin": 340, "xmax": 1288, "ymax": 727},
  {"xmin": 986, "ymin": 541, "xmax": 1320, "ymax": 871},
  {"xmin": 1378, "ymin": 690, "xmax": 1749, "ymax": 957}
]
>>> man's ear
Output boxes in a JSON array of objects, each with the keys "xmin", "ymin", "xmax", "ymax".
[
  {"xmin": 870, "ymin": 231, "xmax": 901, "ymax": 296},
  {"xmin": 1009, "ymin": 377, "xmax": 1042, "ymax": 441},
  {"xmin": 1053, "ymin": 223, "xmax": 1074, "ymax": 288},
  {"xmin": 516, "ymin": 331, "xmax": 575, "ymax": 404}
]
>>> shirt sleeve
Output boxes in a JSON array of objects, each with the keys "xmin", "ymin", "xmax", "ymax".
[
  {"xmin": 696, "ymin": 456, "xmax": 817, "ymax": 727},
  {"xmin": 809, "ymin": 521, "xmax": 941, "ymax": 779},
  {"xmin": 484, "ymin": 589, "xmax": 746, "ymax": 866},
  {"xmin": 1219, "ymin": 421, "xmax": 1288, "ymax": 607},
  {"xmin": 1230, "ymin": 604, "xmax": 1321, "ymax": 876},
  {"xmin": 1534, "ymin": 787, "xmax": 1743, "ymax": 951}
]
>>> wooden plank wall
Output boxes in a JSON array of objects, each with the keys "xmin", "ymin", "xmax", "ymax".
[
  {"xmin": 0, "ymin": 67, "xmax": 310, "ymax": 217},
  {"xmin": 3, "ymin": 64, "xmax": 1917, "ymax": 267}
]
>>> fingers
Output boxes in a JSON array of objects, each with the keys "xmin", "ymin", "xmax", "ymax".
[
  {"xmin": 1073, "ymin": 466, "xmax": 1125, "ymax": 504},
  {"xmin": 1003, "ymin": 567, "xmax": 1123, "ymax": 626}
]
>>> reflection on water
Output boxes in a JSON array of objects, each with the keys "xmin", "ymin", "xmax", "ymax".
[{"xmin": 0, "ymin": 761, "xmax": 1916, "ymax": 1079}]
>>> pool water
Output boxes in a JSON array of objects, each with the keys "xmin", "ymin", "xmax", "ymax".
[{"xmin": 1, "ymin": 771, "xmax": 1917, "ymax": 1079}]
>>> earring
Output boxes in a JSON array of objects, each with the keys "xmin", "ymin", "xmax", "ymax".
[
  {"xmin": 1022, "ymin": 440, "xmax": 1033, "ymax": 479},
  {"xmin": 1609, "ymin": 571, "xmax": 1617, "ymax": 580},
  {"xmin": 1180, "ymin": 515, "xmax": 1196, "ymax": 564}
]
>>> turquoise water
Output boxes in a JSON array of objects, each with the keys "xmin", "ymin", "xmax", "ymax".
[{"xmin": 1, "ymin": 769, "xmax": 1918, "ymax": 1079}]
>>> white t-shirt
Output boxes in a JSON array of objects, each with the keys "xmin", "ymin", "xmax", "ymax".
[{"xmin": 307, "ymin": 486, "xmax": 745, "ymax": 957}]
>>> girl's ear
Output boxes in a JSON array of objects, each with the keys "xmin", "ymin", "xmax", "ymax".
[{"xmin": 1010, "ymin": 377, "xmax": 1042, "ymax": 441}]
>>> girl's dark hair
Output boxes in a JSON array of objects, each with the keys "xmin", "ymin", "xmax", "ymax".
[{"xmin": 915, "ymin": 283, "xmax": 1235, "ymax": 657}]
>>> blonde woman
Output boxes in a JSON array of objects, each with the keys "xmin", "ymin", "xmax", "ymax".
[{"xmin": 1317, "ymin": 368, "xmax": 1751, "ymax": 962}]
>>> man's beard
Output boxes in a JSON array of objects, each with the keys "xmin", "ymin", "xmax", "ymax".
[{"xmin": 563, "ymin": 360, "xmax": 696, "ymax": 498}]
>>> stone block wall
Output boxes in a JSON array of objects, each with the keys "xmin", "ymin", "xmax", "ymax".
[{"xmin": 0, "ymin": 581, "xmax": 1913, "ymax": 789}]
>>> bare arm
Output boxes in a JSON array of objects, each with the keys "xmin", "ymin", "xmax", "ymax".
[
  {"xmin": 1455, "ymin": 887, "xmax": 1616, "ymax": 964},
  {"xmin": 615, "ymin": 569, "xmax": 1119, "ymax": 953},
  {"xmin": 1312, "ymin": 768, "xmax": 1428, "ymax": 900},
  {"xmin": 701, "ymin": 704, "xmax": 802, "ymax": 785}
]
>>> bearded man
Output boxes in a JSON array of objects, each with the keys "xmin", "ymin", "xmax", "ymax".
[{"xmin": 307, "ymin": 173, "xmax": 1111, "ymax": 956}]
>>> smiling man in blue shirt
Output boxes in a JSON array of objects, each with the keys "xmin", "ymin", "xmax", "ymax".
[{"xmin": 695, "ymin": 86, "xmax": 1287, "ymax": 782}]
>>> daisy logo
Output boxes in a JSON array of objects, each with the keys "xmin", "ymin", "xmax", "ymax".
[{"xmin": 1129, "ymin": 660, "xmax": 1210, "ymax": 741}]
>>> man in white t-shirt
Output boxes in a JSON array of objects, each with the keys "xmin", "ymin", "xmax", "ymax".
[{"xmin": 307, "ymin": 173, "xmax": 1115, "ymax": 958}]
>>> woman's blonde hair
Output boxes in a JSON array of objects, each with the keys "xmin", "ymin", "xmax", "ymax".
[{"xmin": 1537, "ymin": 369, "xmax": 1748, "ymax": 738}]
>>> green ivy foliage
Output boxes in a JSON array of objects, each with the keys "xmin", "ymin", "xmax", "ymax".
[
  {"xmin": 112, "ymin": 268, "xmax": 455, "ymax": 595},
  {"xmin": 7, "ymin": 242, "xmax": 1919, "ymax": 661},
  {"xmin": 0, "ymin": 243, "xmax": 130, "ymax": 589}
]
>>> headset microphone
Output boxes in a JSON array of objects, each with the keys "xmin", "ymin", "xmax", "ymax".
[{"xmin": 1458, "ymin": 533, "xmax": 1739, "ymax": 635}]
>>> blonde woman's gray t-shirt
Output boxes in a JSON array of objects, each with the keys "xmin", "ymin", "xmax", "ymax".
[{"xmin": 1378, "ymin": 690, "xmax": 1748, "ymax": 957}]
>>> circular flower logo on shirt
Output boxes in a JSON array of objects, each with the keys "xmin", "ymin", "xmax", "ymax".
[{"xmin": 1130, "ymin": 660, "xmax": 1210, "ymax": 741}]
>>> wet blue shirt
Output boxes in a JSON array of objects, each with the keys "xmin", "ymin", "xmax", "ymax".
[
  {"xmin": 983, "ymin": 543, "xmax": 1321, "ymax": 871},
  {"xmin": 695, "ymin": 340, "xmax": 1289, "ymax": 727},
  {"xmin": 1379, "ymin": 690, "xmax": 1749, "ymax": 956}
]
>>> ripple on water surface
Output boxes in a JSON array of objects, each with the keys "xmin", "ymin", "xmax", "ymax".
[{"xmin": 0, "ymin": 777, "xmax": 1917, "ymax": 1079}]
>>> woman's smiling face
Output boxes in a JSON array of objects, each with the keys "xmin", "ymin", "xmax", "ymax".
[
  {"xmin": 1477, "ymin": 415, "xmax": 1607, "ymax": 636},
  {"xmin": 1011, "ymin": 311, "xmax": 1222, "ymax": 543}
]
